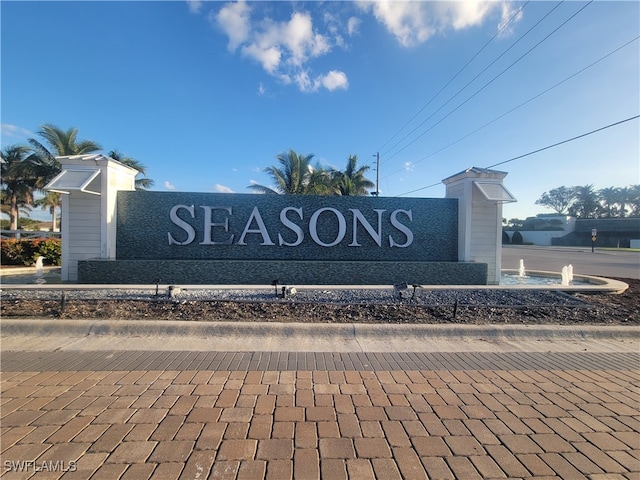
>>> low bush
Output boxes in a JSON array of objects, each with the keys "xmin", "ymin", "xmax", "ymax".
[
  {"xmin": 511, "ymin": 231, "xmax": 523, "ymax": 244},
  {"xmin": 0, "ymin": 238, "xmax": 61, "ymax": 266}
]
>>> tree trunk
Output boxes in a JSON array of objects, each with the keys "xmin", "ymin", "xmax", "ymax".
[
  {"xmin": 10, "ymin": 194, "xmax": 18, "ymax": 230},
  {"xmin": 50, "ymin": 206, "xmax": 57, "ymax": 232}
]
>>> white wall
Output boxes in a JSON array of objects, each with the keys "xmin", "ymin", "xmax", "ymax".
[{"xmin": 63, "ymin": 192, "xmax": 101, "ymax": 281}]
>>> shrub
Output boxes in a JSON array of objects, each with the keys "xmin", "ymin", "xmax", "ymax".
[
  {"xmin": 0, "ymin": 238, "xmax": 61, "ymax": 266},
  {"xmin": 502, "ymin": 230, "xmax": 510, "ymax": 244},
  {"xmin": 32, "ymin": 238, "xmax": 62, "ymax": 266},
  {"xmin": 511, "ymin": 231, "xmax": 523, "ymax": 244}
]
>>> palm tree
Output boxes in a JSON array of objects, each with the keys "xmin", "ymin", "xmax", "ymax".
[
  {"xmin": 627, "ymin": 185, "xmax": 640, "ymax": 217},
  {"xmin": 331, "ymin": 155, "xmax": 375, "ymax": 196},
  {"xmin": 616, "ymin": 186, "xmax": 637, "ymax": 218},
  {"xmin": 108, "ymin": 150, "xmax": 154, "ymax": 190},
  {"xmin": 248, "ymin": 150, "xmax": 332, "ymax": 195},
  {"xmin": 1, "ymin": 145, "xmax": 41, "ymax": 230},
  {"xmin": 27, "ymin": 124, "xmax": 102, "ymax": 189},
  {"xmin": 31, "ymin": 124, "xmax": 102, "ymax": 157},
  {"xmin": 35, "ymin": 191, "xmax": 62, "ymax": 231},
  {"xmin": 598, "ymin": 187, "xmax": 620, "ymax": 218},
  {"xmin": 569, "ymin": 185, "xmax": 601, "ymax": 218}
]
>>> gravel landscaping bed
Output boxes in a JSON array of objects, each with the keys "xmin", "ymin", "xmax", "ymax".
[{"xmin": 1, "ymin": 278, "xmax": 638, "ymax": 325}]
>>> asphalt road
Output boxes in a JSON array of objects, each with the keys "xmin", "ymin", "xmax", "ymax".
[{"xmin": 502, "ymin": 245, "xmax": 640, "ymax": 280}]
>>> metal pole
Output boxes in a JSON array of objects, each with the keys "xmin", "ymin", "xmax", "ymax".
[{"xmin": 375, "ymin": 152, "xmax": 380, "ymax": 196}]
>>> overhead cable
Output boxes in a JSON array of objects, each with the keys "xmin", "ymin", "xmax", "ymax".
[
  {"xmin": 384, "ymin": 35, "xmax": 639, "ymax": 179},
  {"xmin": 383, "ymin": 1, "xmax": 592, "ymax": 165},
  {"xmin": 375, "ymin": 1, "xmax": 530, "ymax": 154},
  {"xmin": 396, "ymin": 114, "xmax": 640, "ymax": 197}
]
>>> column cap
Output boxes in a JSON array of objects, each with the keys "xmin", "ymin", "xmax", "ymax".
[{"xmin": 442, "ymin": 166, "xmax": 508, "ymax": 185}]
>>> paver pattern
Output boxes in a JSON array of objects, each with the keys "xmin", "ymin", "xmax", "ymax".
[{"xmin": 1, "ymin": 351, "xmax": 639, "ymax": 479}]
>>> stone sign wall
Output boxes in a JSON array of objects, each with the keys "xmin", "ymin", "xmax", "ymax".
[
  {"xmin": 51, "ymin": 156, "xmax": 507, "ymax": 285},
  {"xmin": 74, "ymin": 190, "xmax": 488, "ymax": 285},
  {"xmin": 116, "ymin": 191, "xmax": 459, "ymax": 262}
]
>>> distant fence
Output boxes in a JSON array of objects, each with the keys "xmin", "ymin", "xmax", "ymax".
[{"xmin": 0, "ymin": 230, "xmax": 61, "ymax": 240}]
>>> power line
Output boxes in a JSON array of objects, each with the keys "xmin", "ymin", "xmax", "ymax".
[
  {"xmin": 396, "ymin": 115, "xmax": 640, "ymax": 197},
  {"xmin": 381, "ymin": 0, "xmax": 556, "ymax": 161},
  {"xmin": 382, "ymin": 1, "xmax": 592, "ymax": 165},
  {"xmin": 383, "ymin": 34, "xmax": 639, "ymax": 179},
  {"xmin": 375, "ymin": 1, "xmax": 530, "ymax": 154},
  {"xmin": 486, "ymin": 115, "xmax": 640, "ymax": 169}
]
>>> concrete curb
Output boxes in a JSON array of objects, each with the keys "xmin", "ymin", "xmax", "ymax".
[{"xmin": 3, "ymin": 319, "xmax": 639, "ymax": 340}]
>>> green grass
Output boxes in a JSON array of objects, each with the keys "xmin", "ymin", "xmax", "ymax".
[{"xmin": 597, "ymin": 247, "xmax": 640, "ymax": 252}]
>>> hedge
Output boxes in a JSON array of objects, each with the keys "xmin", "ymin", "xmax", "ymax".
[{"xmin": 0, "ymin": 238, "xmax": 62, "ymax": 266}]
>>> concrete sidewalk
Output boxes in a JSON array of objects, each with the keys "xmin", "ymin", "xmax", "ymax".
[
  {"xmin": 2, "ymin": 322, "xmax": 639, "ymax": 479},
  {"xmin": 3, "ymin": 320, "xmax": 639, "ymax": 353}
]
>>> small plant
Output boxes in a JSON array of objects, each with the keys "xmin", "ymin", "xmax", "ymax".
[{"xmin": 0, "ymin": 238, "xmax": 61, "ymax": 266}]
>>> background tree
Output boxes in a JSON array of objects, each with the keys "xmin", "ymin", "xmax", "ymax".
[
  {"xmin": 627, "ymin": 185, "xmax": 640, "ymax": 217},
  {"xmin": 598, "ymin": 187, "xmax": 621, "ymax": 218},
  {"xmin": 330, "ymin": 155, "xmax": 375, "ymax": 196},
  {"xmin": 34, "ymin": 191, "xmax": 62, "ymax": 231},
  {"xmin": 27, "ymin": 124, "xmax": 102, "ymax": 189},
  {"xmin": 247, "ymin": 150, "xmax": 332, "ymax": 195},
  {"xmin": 615, "ymin": 186, "xmax": 636, "ymax": 218},
  {"xmin": 1, "ymin": 145, "xmax": 41, "ymax": 230},
  {"xmin": 108, "ymin": 150, "xmax": 154, "ymax": 190},
  {"xmin": 569, "ymin": 184, "xmax": 600, "ymax": 218},
  {"xmin": 30, "ymin": 124, "xmax": 102, "ymax": 158},
  {"xmin": 535, "ymin": 186, "xmax": 574, "ymax": 214}
]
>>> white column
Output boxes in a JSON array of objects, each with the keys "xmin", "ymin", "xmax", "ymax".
[
  {"xmin": 45, "ymin": 155, "xmax": 137, "ymax": 282},
  {"xmin": 442, "ymin": 168, "xmax": 516, "ymax": 284}
]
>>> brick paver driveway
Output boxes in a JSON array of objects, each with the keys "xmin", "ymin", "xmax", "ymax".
[{"xmin": 1, "ymin": 350, "xmax": 639, "ymax": 479}]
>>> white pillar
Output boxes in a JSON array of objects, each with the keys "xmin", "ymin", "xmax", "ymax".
[
  {"xmin": 45, "ymin": 154, "xmax": 138, "ymax": 282},
  {"xmin": 442, "ymin": 167, "xmax": 516, "ymax": 284}
]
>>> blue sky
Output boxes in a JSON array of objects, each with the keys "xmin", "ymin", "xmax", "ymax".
[{"xmin": 2, "ymin": 1, "xmax": 639, "ymax": 222}]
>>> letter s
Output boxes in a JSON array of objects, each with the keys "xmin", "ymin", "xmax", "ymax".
[
  {"xmin": 168, "ymin": 205, "xmax": 196, "ymax": 245},
  {"xmin": 279, "ymin": 207, "xmax": 304, "ymax": 246},
  {"xmin": 389, "ymin": 209, "xmax": 414, "ymax": 247}
]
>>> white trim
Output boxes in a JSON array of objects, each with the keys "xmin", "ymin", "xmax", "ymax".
[
  {"xmin": 45, "ymin": 168, "xmax": 101, "ymax": 195},
  {"xmin": 473, "ymin": 181, "xmax": 516, "ymax": 203}
]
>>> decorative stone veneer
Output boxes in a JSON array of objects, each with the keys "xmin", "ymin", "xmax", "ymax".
[{"xmin": 78, "ymin": 259, "xmax": 487, "ymax": 285}]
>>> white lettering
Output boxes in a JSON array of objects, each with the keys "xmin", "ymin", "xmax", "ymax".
[
  {"xmin": 309, "ymin": 208, "xmax": 346, "ymax": 247},
  {"xmin": 166, "ymin": 204, "xmax": 417, "ymax": 250},
  {"xmin": 237, "ymin": 206, "xmax": 275, "ymax": 245},
  {"xmin": 389, "ymin": 209, "xmax": 414, "ymax": 247},
  {"xmin": 349, "ymin": 208, "xmax": 385, "ymax": 247},
  {"xmin": 278, "ymin": 207, "xmax": 304, "ymax": 246},
  {"xmin": 200, "ymin": 206, "xmax": 234, "ymax": 245},
  {"xmin": 168, "ymin": 205, "xmax": 196, "ymax": 245}
]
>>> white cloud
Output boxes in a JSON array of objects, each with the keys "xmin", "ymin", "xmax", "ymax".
[
  {"xmin": 186, "ymin": 0, "xmax": 202, "ymax": 14},
  {"xmin": 438, "ymin": 2, "xmax": 493, "ymax": 30},
  {"xmin": 214, "ymin": 184, "xmax": 234, "ymax": 193},
  {"xmin": 258, "ymin": 82, "xmax": 267, "ymax": 95},
  {"xmin": 358, "ymin": 1, "xmax": 435, "ymax": 47},
  {"xmin": 404, "ymin": 161, "xmax": 414, "ymax": 171},
  {"xmin": 292, "ymin": 69, "xmax": 348, "ymax": 93},
  {"xmin": 213, "ymin": 0, "xmax": 252, "ymax": 51},
  {"xmin": 1, "ymin": 124, "xmax": 35, "ymax": 142},
  {"xmin": 497, "ymin": 1, "xmax": 523, "ymax": 37},
  {"xmin": 357, "ymin": 1, "xmax": 511, "ymax": 47},
  {"xmin": 347, "ymin": 17, "xmax": 361, "ymax": 36},
  {"xmin": 241, "ymin": 42, "xmax": 282, "ymax": 74},
  {"xmin": 213, "ymin": 3, "xmax": 348, "ymax": 93},
  {"xmin": 320, "ymin": 70, "xmax": 348, "ymax": 91},
  {"xmin": 164, "ymin": 181, "xmax": 176, "ymax": 190}
]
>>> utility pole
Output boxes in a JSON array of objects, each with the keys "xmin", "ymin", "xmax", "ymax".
[{"xmin": 373, "ymin": 152, "xmax": 380, "ymax": 196}]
